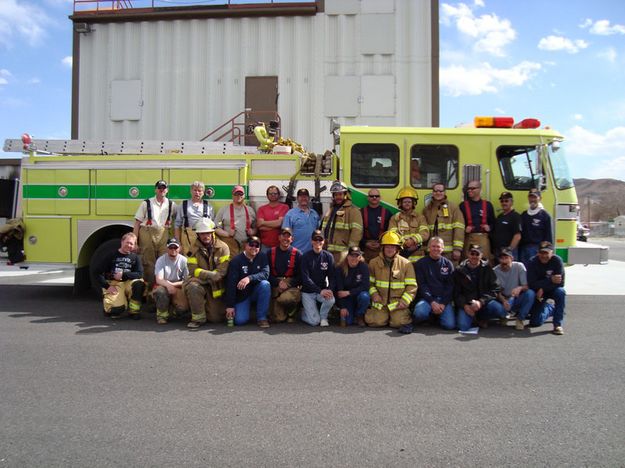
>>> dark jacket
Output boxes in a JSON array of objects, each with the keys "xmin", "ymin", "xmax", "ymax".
[
  {"xmin": 301, "ymin": 249, "xmax": 335, "ymax": 294},
  {"xmin": 335, "ymin": 261, "xmax": 370, "ymax": 308},
  {"xmin": 453, "ymin": 259, "xmax": 501, "ymax": 307},
  {"xmin": 225, "ymin": 251, "xmax": 270, "ymax": 307},
  {"xmin": 97, "ymin": 250, "xmax": 143, "ymax": 289},
  {"xmin": 268, "ymin": 245, "xmax": 302, "ymax": 288},
  {"xmin": 527, "ymin": 254, "xmax": 565, "ymax": 295},
  {"xmin": 414, "ymin": 255, "xmax": 454, "ymax": 305}
]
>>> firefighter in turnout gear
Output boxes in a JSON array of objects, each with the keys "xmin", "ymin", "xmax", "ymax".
[
  {"xmin": 133, "ymin": 179, "xmax": 176, "ymax": 287},
  {"xmin": 364, "ymin": 231, "xmax": 417, "ymax": 329},
  {"xmin": 388, "ymin": 187, "xmax": 430, "ymax": 263},
  {"xmin": 268, "ymin": 227, "xmax": 302, "ymax": 323},
  {"xmin": 184, "ymin": 218, "xmax": 231, "ymax": 329},
  {"xmin": 174, "ymin": 181, "xmax": 214, "ymax": 257},
  {"xmin": 422, "ymin": 183, "xmax": 465, "ymax": 265},
  {"xmin": 319, "ymin": 180, "xmax": 363, "ymax": 265}
]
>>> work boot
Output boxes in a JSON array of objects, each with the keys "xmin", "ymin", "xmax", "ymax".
[
  {"xmin": 398, "ymin": 324, "xmax": 413, "ymax": 334},
  {"xmin": 187, "ymin": 321, "xmax": 204, "ymax": 330},
  {"xmin": 129, "ymin": 312, "xmax": 141, "ymax": 320},
  {"xmin": 515, "ymin": 319, "xmax": 525, "ymax": 331}
]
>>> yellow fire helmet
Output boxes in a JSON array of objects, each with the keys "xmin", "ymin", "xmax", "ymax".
[
  {"xmin": 396, "ymin": 186, "xmax": 418, "ymax": 201},
  {"xmin": 194, "ymin": 218, "xmax": 216, "ymax": 233},
  {"xmin": 380, "ymin": 230, "xmax": 402, "ymax": 247}
]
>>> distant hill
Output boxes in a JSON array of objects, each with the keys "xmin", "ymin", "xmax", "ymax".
[{"xmin": 574, "ymin": 178, "xmax": 625, "ymax": 221}]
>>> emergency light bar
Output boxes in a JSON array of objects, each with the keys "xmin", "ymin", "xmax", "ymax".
[
  {"xmin": 474, "ymin": 116, "xmax": 514, "ymax": 128},
  {"xmin": 513, "ymin": 118, "xmax": 541, "ymax": 129}
]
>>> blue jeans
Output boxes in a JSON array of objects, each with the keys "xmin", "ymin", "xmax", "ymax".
[
  {"xmin": 340, "ymin": 291, "xmax": 370, "ymax": 325},
  {"xmin": 413, "ymin": 298, "xmax": 456, "ymax": 330},
  {"xmin": 301, "ymin": 291, "xmax": 335, "ymax": 326},
  {"xmin": 507, "ymin": 289, "xmax": 536, "ymax": 321},
  {"xmin": 457, "ymin": 300, "xmax": 507, "ymax": 331},
  {"xmin": 519, "ymin": 244, "xmax": 538, "ymax": 267},
  {"xmin": 529, "ymin": 287, "xmax": 566, "ymax": 327},
  {"xmin": 234, "ymin": 280, "xmax": 271, "ymax": 325}
]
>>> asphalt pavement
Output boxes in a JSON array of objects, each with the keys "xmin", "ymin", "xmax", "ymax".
[{"xmin": 1, "ymin": 285, "xmax": 624, "ymax": 467}]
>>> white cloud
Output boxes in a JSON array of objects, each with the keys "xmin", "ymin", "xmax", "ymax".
[
  {"xmin": 62, "ymin": 56, "xmax": 73, "ymax": 68},
  {"xmin": 597, "ymin": 47, "xmax": 617, "ymax": 63},
  {"xmin": 0, "ymin": 68, "xmax": 12, "ymax": 85},
  {"xmin": 441, "ymin": 2, "xmax": 516, "ymax": 57},
  {"xmin": 440, "ymin": 61, "xmax": 541, "ymax": 97},
  {"xmin": 581, "ymin": 19, "xmax": 625, "ymax": 35},
  {"xmin": 572, "ymin": 114, "xmax": 583, "ymax": 121},
  {"xmin": 566, "ymin": 125, "xmax": 625, "ymax": 179},
  {"xmin": 538, "ymin": 35, "xmax": 588, "ymax": 54},
  {"xmin": 28, "ymin": 77, "xmax": 41, "ymax": 85},
  {"xmin": 0, "ymin": 0, "xmax": 50, "ymax": 48}
]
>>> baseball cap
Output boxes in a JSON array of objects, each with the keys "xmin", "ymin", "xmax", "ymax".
[
  {"xmin": 297, "ymin": 188, "xmax": 310, "ymax": 197},
  {"xmin": 348, "ymin": 246, "xmax": 362, "ymax": 256},
  {"xmin": 166, "ymin": 237, "xmax": 180, "ymax": 248},
  {"xmin": 498, "ymin": 247, "xmax": 513, "ymax": 257},
  {"xmin": 468, "ymin": 244, "xmax": 482, "ymax": 254},
  {"xmin": 245, "ymin": 236, "xmax": 261, "ymax": 247},
  {"xmin": 232, "ymin": 185, "xmax": 245, "ymax": 195},
  {"xmin": 528, "ymin": 188, "xmax": 541, "ymax": 197},
  {"xmin": 499, "ymin": 191, "xmax": 513, "ymax": 200},
  {"xmin": 155, "ymin": 180, "xmax": 168, "ymax": 189},
  {"xmin": 280, "ymin": 227, "xmax": 293, "ymax": 236},
  {"xmin": 539, "ymin": 241, "xmax": 554, "ymax": 252},
  {"xmin": 311, "ymin": 229, "xmax": 324, "ymax": 241}
]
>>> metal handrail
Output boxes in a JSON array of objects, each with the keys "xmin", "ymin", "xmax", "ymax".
[
  {"xmin": 200, "ymin": 110, "xmax": 281, "ymax": 145},
  {"xmin": 73, "ymin": 0, "xmax": 296, "ymax": 14}
]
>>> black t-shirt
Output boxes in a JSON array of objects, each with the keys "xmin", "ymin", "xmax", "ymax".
[
  {"xmin": 97, "ymin": 250, "xmax": 143, "ymax": 288},
  {"xmin": 493, "ymin": 210, "xmax": 522, "ymax": 250}
]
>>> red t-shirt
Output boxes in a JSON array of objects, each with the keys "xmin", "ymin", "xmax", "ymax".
[{"xmin": 257, "ymin": 202, "xmax": 289, "ymax": 247}]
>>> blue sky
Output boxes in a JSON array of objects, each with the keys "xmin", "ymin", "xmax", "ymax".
[{"xmin": 1, "ymin": 0, "xmax": 625, "ymax": 180}]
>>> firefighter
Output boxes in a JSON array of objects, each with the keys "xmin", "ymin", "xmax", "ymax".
[
  {"xmin": 360, "ymin": 189, "xmax": 391, "ymax": 263},
  {"xmin": 365, "ymin": 230, "xmax": 417, "ymax": 331},
  {"xmin": 184, "ymin": 218, "xmax": 230, "ymax": 329},
  {"xmin": 460, "ymin": 180, "xmax": 495, "ymax": 263},
  {"xmin": 319, "ymin": 180, "xmax": 363, "ymax": 264},
  {"xmin": 96, "ymin": 232, "xmax": 145, "ymax": 320},
  {"xmin": 422, "ymin": 183, "xmax": 464, "ymax": 265},
  {"xmin": 268, "ymin": 227, "xmax": 302, "ymax": 323},
  {"xmin": 215, "ymin": 185, "xmax": 256, "ymax": 257},
  {"xmin": 153, "ymin": 237, "xmax": 190, "ymax": 325},
  {"xmin": 388, "ymin": 187, "xmax": 430, "ymax": 263},
  {"xmin": 174, "ymin": 181, "xmax": 214, "ymax": 257},
  {"xmin": 133, "ymin": 179, "xmax": 176, "ymax": 287}
]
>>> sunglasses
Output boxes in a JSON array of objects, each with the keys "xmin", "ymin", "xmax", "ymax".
[
  {"xmin": 469, "ymin": 251, "xmax": 481, "ymax": 256},
  {"xmin": 312, "ymin": 237, "xmax": 324, "ymax": 242},
  {"xmin": 467, "ymin": 186, "xmax": 479, "ymax": 191},
  {"xmin": 368, "ymin": 194, "xmax": 380, "ymax": 198},
  {"xmin": 233, "ymin": 192, "xmax": 244, "ymax": 196},
  {"xmin": 248, "ymin": 242, "xmax": 260, "ymax": 248},
  {"xmin": 432, "ymin": 189, "xmax": 445, "ymax": 193}
]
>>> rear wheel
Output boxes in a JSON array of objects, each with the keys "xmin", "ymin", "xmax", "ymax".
[{"xmin": 89, "ymin": 239, "xmax": 122, "ymax": 296}]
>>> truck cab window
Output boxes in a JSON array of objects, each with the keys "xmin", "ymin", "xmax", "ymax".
[
  {"xmin": 497, "ymin": 146, "xmax": 542, "ymax": 190},
  {"xmin": 410, "ymin": 145, "xmax": 459, "ymax": 189},
  {"xmin": 351, "ymin": 143, "xmax": 399, "ymax": 188}
]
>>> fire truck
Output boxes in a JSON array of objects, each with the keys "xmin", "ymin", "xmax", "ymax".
[{"xmin": 3, "ymin": 116, "xmax": 607, "ymax": 292}]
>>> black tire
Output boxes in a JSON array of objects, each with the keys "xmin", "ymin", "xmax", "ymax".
[{"xmin": 89, "ymin": 238, "xmax": 122, "ymax": 296}]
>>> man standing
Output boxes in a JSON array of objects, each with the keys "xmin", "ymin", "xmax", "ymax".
[
  {"xmin": 268, "ymin": 227, "xmax": 302, "ymax": 323},
  {"xmin": 453, "ymin": 244, "xmax": 506, "ymax": 331},
  {"xmin": 388, "ymin": 187, "xmax": 430, "ymax": 263},
  {"xmin": 520, "ymin": 188, "xmax": 553, "ymax": 266},
  {"xmin": 96, "ymin": 232, "xmax": 145, "ymax": 320},
  {"xmin": 422, "ymin": 183, "xmax": 464, "ymax": 264},
  {"xmin": 360, "ymin": 188, "xmax": 391, "ymax": 263},
  {"xmin": 319, "ymin": 180, "xmax": 363, "ymax": 264},
  {"xmin": 133, "ymin": 179, "xmax": 176, "ymax": 287},
  {"xmin": 365, "ymin": 230, "xmax": 417, "ymax": 332},
  {"xmin": 174, "ymin": 181, "xmax": 213, "ymax": 257},
  {"xmin": 412, "ymin": 237, "xmax": 456, "ymax": 331},
  {"xmin": 153, "ymin": 237, "xmax": 189, "ymax": 325},
  {"xmin": 527, "ymin": 241, "xmax": 566, "ymax": 335},
  {"xmin": 282, "ymin": 188, "xmax": 320, "ymax": 254},
  {"xmin": 493, "ymin": 191, "xmax": 522, "ymax": 260},
  {"xmin": 460, "ymin": 180, "xmax": 495, "ymax": 262},
  {"xmin": 257, "ymin": 185, "xmax": 289, "ymax": 252},
  {"xmin": 184, "ymin": 218, "xmax": 230, "ymax": 329},
  {"xmin": 300, "ymin": 230, "xmax": 335, "ymax": 327},
  {"xmin": 225, "ymin": 236, "xmax": 271, "ymax": 328},
  {"xmin": 493, "ymin": 248, "xmax": 536, "ymax": 330},
  {"xmin": 215, "ymin": 185, "xmax": 256, "ymax": 256}
]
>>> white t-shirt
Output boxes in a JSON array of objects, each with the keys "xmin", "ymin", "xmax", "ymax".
[{"xmin": 154, "ymin": 253, "xmax": 189, "ymax": 282}]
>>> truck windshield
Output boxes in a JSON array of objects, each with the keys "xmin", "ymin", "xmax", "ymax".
[{"xmin": 549, "ymin": 141, "xmax": 574, "ymax": 190}]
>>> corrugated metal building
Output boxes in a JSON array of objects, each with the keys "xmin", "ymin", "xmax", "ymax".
[{"xmin": 70, "ymin": 0, "xmax": 438, "ymax": 153}]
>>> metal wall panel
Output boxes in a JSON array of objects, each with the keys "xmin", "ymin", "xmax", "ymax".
[{"xmin": 76, "ymin": 0, "xmax": 434, "ymax": 154}]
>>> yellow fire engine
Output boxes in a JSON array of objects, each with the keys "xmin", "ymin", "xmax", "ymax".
[{"xmin": 3, "ymin": 116, "xmax": 606, "ymax": 292}]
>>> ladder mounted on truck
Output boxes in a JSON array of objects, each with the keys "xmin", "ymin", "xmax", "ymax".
[{"xmin": 3, "ymin": 135, "xmax": 260, "ymax": 156}]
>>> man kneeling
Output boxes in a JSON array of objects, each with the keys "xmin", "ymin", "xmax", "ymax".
[{"xmin": 153, "ymin": 238, "xmax": 189, "ymax": 325}]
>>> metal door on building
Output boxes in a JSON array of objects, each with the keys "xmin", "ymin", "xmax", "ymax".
[{"xmin": 245, "ymin": 76, "xmax": 278, "ymax": 146}]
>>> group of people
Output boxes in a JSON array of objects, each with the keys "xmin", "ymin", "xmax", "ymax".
[{"xmin": 97, "ymin": 178, "xmax": 565, "ymax": 335}]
